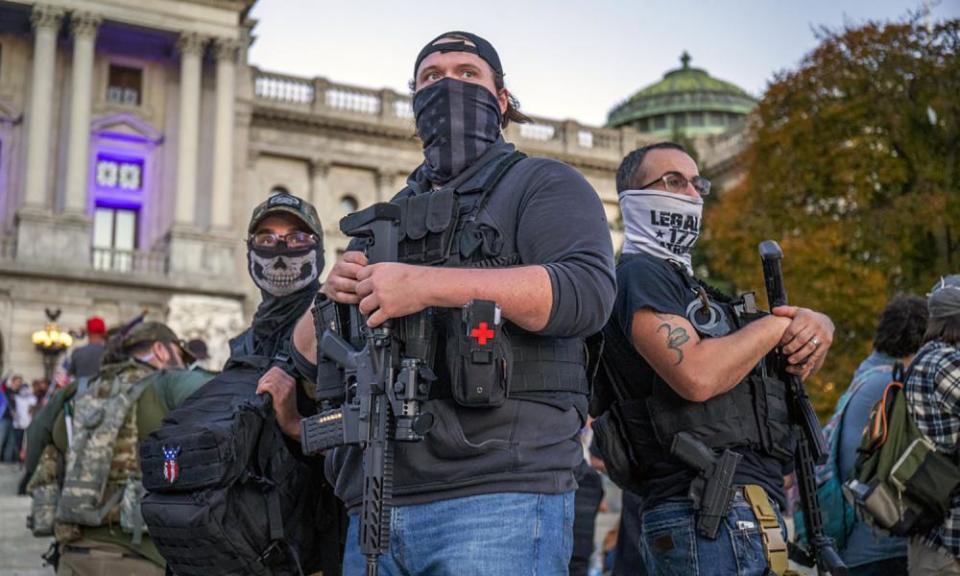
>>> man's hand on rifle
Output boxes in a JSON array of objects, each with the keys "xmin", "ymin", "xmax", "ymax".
[
  {"xmin": 771, "ymin": 305, "xmax": 834, "ymax": 380},
  {"xmin": 320, "ymin": 249, "xmax": 554, "ymax": 332},
  {"xmin": 322, "ymin": 250, "xmax": 433, "ymax": 328},
  {"xmin": 257, "ymin": 366, "xmax": 302, "ymax": 440},
  {"xmin": 323, "ymin": 250, "xmax": 369, "ymax": 305},
  {"xmin": 356, "ymin": 262, "xmax": 432, "ymax": 328}
]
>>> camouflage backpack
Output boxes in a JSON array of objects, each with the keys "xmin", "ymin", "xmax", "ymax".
[{"xmin": 53, "ymin": 360, "xmax": 155, "ymax": 541}]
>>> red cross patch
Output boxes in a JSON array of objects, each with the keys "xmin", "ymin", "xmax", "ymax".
[{"xmin": 470, "ymin": 322, "xmax": 495, "ymax": 346}]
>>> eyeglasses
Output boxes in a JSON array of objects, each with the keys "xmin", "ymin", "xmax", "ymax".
[
  {"xmin": 249, "ymin": 231, "xmax": 318, "ymax": 249},
  {"xmin": 640, "ymin": 171, "xmax": 711, "ymax": 196}
]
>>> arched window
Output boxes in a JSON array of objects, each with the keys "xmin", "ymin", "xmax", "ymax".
[
  {"xmin": 340, "ymin": 195, "xmax": 358, "ymax": 215},
  {"xmin": 270, "ymin": 185, "xmax": 291, "ymax": 196}
]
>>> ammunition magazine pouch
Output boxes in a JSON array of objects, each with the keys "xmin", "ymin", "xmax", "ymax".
[{"xmin": 395, "ymin": 188, "xmax": 458, "ymax": 266}]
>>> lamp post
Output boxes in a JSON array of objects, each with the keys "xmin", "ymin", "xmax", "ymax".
[{"xmin": 31, "ymin": 308, "xmax": 73, "ymax": 381}]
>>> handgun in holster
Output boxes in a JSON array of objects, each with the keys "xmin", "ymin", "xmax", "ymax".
[{"xmin": 670, "ymin": 431, "xmax": 742, "ymax": 539}]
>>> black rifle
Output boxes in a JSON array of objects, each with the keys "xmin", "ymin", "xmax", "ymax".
[
  {"xmin": 300, "ymin": 203, "xmax": 433, "ymax": 576},
  {"xmin": 670, "ymin": 431, "xmax": 741, "ymax": 539},
  {"xmin": 759, "ymin": 240, "xmax": 846, "ymax": 576}
]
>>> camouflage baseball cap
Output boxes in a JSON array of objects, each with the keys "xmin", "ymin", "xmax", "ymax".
[
  {"xmin": 121, "ymin": 322, "xmax": 192, "ymax": 359},
  {"xmin": 248, "ymin": 192, "xmax": 322, "ymax": 237}
]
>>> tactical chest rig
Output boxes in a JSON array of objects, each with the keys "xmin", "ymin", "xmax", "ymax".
[
  {"xmin": 593, "ymin": 253, "xmax": 796, "ymax": 493},
  {"xmin": 396, "ymin": 148, "xmax": 591, "ymax": 406},
  {"xmin": 312, "ymin": 148, "xmax": 592, "ymax": 409}
]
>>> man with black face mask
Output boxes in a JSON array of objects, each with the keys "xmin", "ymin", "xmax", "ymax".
[
  {"xmin": 598, "ymin": 142, "xmax": 835, "ymax": 576},
  {"xmin": 265, "ymin": 31, "xmax": 616, "ymax": 576}
]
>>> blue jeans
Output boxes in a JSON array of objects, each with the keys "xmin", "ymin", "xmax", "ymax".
[
  {"xmin": 343, "ymin": 491, "xmax": 575, "ymax": 576},
  {"xmin": 632, "ymin": 491, "xmax": 787, "ymax": 576}
]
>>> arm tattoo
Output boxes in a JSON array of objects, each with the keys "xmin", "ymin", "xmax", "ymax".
[{"xmin": 656, "ymin": 318, "xmax": 690, "ymax": 365}]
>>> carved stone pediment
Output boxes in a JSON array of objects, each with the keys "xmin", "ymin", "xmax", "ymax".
[{"xmin": 91, "ymin": 112, "xmax": 164, "ymax": 144}]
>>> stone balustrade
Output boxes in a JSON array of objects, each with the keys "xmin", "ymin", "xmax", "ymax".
[
  {"xmin": 251, "ymin": 68, "xmax": 649, "ymax": 168},
  {"xmin": 91, "ymin": 247, "xmax": 167, "ymax": 276},
  {"xmin": 0, "ymin": 237, "xmax": 168, "ymax": 278}
]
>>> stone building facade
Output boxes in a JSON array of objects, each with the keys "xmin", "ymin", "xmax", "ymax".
[{"xmin": 0, "ymin": 0, "xmax": 746, "ymax": 377}]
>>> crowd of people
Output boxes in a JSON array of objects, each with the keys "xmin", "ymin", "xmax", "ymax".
[
  {"xmin": 4, "ymin": 29, "xmax": 958, "ymax": 576},
  {"xmin": 1, "ymin": 374, "xmax": 51, "ymax": 464}
]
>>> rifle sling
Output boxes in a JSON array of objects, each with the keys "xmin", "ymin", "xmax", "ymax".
[{"xmin": 743, "ymin": 484, "xmax": 788, "ymax": 575}]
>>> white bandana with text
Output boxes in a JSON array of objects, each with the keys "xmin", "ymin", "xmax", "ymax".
[{"xmin": 619, "ymin": 189, "xmax": 703, "ymax": 274}]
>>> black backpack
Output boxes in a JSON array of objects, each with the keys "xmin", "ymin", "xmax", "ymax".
[{"xmin": 140, "ymin": 360, "xmax": 344, "ymax": 576}]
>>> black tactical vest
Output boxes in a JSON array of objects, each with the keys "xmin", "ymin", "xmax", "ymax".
[
  {"xmin": 592, "ymin": 253, "xmax": 795, "ymax": 489},
  {"xmin": 391, "ymin": 147, "xmax": 591, "ymax": 406}
]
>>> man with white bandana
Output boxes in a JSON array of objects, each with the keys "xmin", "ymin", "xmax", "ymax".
[{"xmin": 598, "ymin": 142, "xmax": 835, "ymax": 575}]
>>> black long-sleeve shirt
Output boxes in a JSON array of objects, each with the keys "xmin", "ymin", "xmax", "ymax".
[{"xmin": 302, "ymin": 144, "xmax": 615, "ymax": 511}]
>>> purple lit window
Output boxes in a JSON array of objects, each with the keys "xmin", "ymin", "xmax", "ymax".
[{"xmin": 95, "ymin": 154, "xmax": 143, "ymax": 192}]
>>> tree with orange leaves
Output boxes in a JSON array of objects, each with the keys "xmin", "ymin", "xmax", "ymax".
[{"xmin": 701, "ymin": 18, "xmax": 959, "ymax": 415}]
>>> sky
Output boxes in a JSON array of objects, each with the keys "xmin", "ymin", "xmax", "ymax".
[{"xmin": 247, "ymin": 0, "xmax": 959, "ymax": 127}]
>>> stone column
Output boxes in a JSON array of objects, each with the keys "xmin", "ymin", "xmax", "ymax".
[
  {"xmin": 63, "ymin": 12, "xmax": 101, "ymax": 215},
  {"xmin": 376, "ymin": 168, "xmax": 397, "ymax": 202},
  {"xmin": 308, "ymin": 158, "xmax": 330, "ymax": 221},
  {"xmin": 174, "ymin": 32, "xmax": 206, "ymax": 227},
  {"xmin": 210, "ymin": 38, "xmax": 238, "ymax": 230},
  {"xmin": 22, "ymin": 4, "xmax": 64, "ymax": 210}
]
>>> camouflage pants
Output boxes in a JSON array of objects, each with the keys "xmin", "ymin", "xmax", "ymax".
[{"xmin": 57, "ymin": 540, "xmax": 163, "ymax": 576}]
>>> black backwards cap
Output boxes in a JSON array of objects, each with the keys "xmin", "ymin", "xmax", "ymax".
[{"xmin": 414, "ymin": 31, "xmax": 504, "ymax": 79}]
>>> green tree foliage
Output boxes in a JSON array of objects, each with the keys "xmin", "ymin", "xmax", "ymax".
[{"xmin": 701, "ymin": 19, "xmax": 960, "ymax": 415}]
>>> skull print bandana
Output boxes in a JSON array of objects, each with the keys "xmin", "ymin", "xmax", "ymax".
[
  {"xmin": 242, "ymin": 244, "xmax": 324, "ymax": 358},
  {"xmin": 248, "ymin": 245, "xmax": 321, "ymax": 297}
]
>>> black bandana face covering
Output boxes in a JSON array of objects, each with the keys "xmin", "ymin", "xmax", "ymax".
[
  {"xmin": 248, "ymin": 245, "xmax": 322, "ymax": 298},
  {"xmin": 413, "ymin": 78, "xmax": 503, "ymax": 184}
]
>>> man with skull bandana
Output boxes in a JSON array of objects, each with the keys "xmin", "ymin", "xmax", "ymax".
[
  {"xmin": 239, "ymin": 192, "xmax": 347, "ymax": 574},
  {"xmin": 234, "ymin": 192, "xmax": 324, "ymax": 359},
  {"xmin": 265, "ymin": 31, "xmax": 616, "ymax": 576}
]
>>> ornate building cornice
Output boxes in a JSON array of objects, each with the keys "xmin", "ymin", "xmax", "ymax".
[
  {"xmin": 213, "ymin": 37, "xmax": 242, "ymax": 61},
  {"xmin": 70, "ymin": 12, "xmax": 102, "ymax": 40},
  {"xmin": 31, "ymin": 4, "xmax": 65, "ymax": 31},
  {"xmin": 249, "ymin": 104, "xmax": 623, "ymax": 173},
  {"xmin": 177, "ymin": 32, "xmax": 208, "ymax": 57}
]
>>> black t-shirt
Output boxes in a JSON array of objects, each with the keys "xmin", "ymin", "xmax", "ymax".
[{"xmin": 605, "ymin": 253, "xmax": 787, "ymax": 508}]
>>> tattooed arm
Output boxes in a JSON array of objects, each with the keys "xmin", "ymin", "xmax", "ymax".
[{"xmin": 629, "ymin": 308, "xmax": 792, "ymax": 403}]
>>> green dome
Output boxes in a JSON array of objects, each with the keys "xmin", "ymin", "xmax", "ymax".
[{"xmin": 607, "ymin": 52, "xmax": 757, "ymax": 137}]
